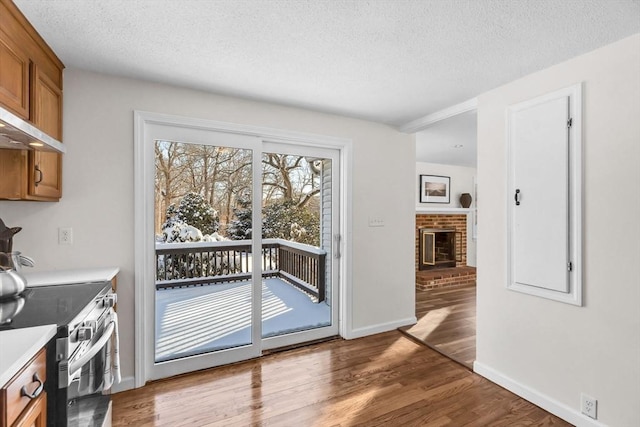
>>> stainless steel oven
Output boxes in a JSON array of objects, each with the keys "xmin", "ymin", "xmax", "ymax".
[
  {"xmin": 0, "ymin": 280, "xmax": 119, "ymax": 427},
  {"xmin": 56, "ymin": 284, "xmax": 118, "ymax": 427}
]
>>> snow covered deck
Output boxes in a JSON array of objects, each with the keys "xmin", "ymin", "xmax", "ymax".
[{"xmin": 155, "ymin": 277, "xmax": 331, "ymax": 362}]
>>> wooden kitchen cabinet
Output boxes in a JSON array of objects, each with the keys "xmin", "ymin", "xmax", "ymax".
[
  {"xmin": 0, "ymin": 0, "xmax": 64, "ymax": 201},
  {"xmin": 0, "ymin": 348, "xmax": 47, "ymax": 427},
  {"xmin": 12, "ymin": 392, "xmax": 46, "ymax": 427},
  {"xmin": 0, "ymin": 28, "xmax": 29, "ymax": 119}
]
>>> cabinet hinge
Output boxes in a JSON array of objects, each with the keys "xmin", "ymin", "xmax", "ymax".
[
  {"xmin": 567, "ymin": 262, "xmax": 573, "ymax": 272},
  {"xmin": 567, "ymin": 118, "xmax": 573, "ymax": 128}
]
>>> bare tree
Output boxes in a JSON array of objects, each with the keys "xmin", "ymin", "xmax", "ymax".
[
  {"xmin": 262, "ymin": 154, "xmax": 320, "ymax": 208},
  {"xmin": 155, "ymin": 141, "xmax": 192, "ymax": 232},
  {"xmin": 155, "ymin": 144, "xmax": 321, "ymax": 237}
]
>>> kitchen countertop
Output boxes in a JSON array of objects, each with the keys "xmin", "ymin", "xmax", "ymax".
[
  {"xmin": 0, "ymin": 324, "xmax": 57, "ymax": 387},
  {"xmin": 23, "ymin": 267, "xmax": 120, "ymax": 287}
]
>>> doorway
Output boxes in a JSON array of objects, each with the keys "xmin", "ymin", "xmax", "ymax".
[
  {"xmin": 403, "ymin": 106, "xmax": 478, "ymax": 369},
  {"xmin": 134, "ymin": 112, "xmax": 345, "ymax": 384}
]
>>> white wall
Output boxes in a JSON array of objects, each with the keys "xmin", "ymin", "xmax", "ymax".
[
  {"xmin": 0, "ymin": 69, "xmax": 416, "ymax": 388},
  {"xmin": 476, "ymin": 34, "xmax": 640, "ymax": 427},
  {"xmin": 416, "ymin": 161, "xmax": 477, "ymax": 266},
  {"xmin": 416, "ymin": 161, "xmax": 476, "ymax": 209}
]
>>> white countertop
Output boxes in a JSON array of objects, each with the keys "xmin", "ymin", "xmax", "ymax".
[
  {"xmin": 0, "ymin": 325, "xmax": 57, "ymax": 387},
  {"xmin": 23, "ymin": 267, "xmax": 120, "ymax": 287}
]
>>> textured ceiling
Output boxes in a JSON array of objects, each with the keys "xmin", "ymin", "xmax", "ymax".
[{"xmin": 14, "ymin": 0, "xmax": 640, "ymax": 127}]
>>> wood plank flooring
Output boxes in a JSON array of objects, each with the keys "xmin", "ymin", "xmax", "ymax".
[
  {"xmin": 112, "ymin": 331, "xmax": 571, "ymax": 426},
  {"xmin": 400, "ymin": 285, "xmax": 476, "ymax": 369}
]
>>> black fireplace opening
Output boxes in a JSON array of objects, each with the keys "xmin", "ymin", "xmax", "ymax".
[{"xmin": 418, "ymin": 228, "xmax": 460, "ymax": 270}]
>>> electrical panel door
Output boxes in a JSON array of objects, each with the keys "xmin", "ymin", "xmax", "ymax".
[{"xmin": 510, "ymin": 96, "xmax": 570, "ymax": 293}]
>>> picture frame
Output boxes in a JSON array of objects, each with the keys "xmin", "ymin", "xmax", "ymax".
[{"xmin": 419, "ymin": 175, "xmax": 450, "ymax": 204}]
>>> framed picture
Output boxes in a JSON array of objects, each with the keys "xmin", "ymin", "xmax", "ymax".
[{"xmin": 419, "ymin": 175, "xmax": 450, "ymax": 203}]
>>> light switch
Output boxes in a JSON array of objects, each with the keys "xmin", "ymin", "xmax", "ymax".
[{"xmin": 368, "ymin": 216, "xmax": 385, "ymax": 227}]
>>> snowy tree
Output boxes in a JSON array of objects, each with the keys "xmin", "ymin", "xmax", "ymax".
[
  {"xmin": 227, "ymin": 197, "xmax": 253, "ymax": 240},
  {"xmin": 228, "ymin": 200, "xmax": 319, "ymax": 246},
  {"xmin": 158, "ymin": 192, "xmax": 222, "ymax": 242},
  {"xmin": 263, "ymin": 200, "xmax": 319, "ymax": 246},
  {"xmin": 176, "ymin": 192, "xmax": 219, "ymax": 234}
]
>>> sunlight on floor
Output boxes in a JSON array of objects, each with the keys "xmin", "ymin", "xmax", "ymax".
[{"xmin": 414, "ymin": 307, "xmax": 452, "ymax": 339}]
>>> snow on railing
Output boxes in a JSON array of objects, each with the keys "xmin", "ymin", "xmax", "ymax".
[{"xmin": 155, "ymin": 239, "xmax": 326, "ymax": 302}]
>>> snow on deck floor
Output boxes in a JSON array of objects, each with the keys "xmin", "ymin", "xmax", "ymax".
[{"xmin": 155, "ymin": 277, "xmax": 331, "ymax": 362}]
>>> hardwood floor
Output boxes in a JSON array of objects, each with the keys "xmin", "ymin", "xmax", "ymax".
[
  {"xmin": 400, "ymin": 285, "xmax": 476, "ymax": 369},
  {"xmin": 112, "ymin": 331, "xmax": 571, "ymax": 426}
]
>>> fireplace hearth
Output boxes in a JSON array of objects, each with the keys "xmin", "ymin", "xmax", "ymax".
[{"xmin": 418, "ymin": 228, "xmax": 461, "ymax": 270}]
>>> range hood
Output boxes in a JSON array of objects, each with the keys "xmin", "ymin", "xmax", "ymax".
[{"xmin": 0, "ymin": 105, "xmax": 66, "ymax": 153}]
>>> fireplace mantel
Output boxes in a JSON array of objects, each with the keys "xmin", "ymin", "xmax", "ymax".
[{"xmin": 416, "ymin": 207, "xmax": 472, "ymax": 214}]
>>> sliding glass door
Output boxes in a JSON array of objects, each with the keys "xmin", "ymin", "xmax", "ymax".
[
  {"xmin": 140, "ymin": 118, "xmax": 340, "ymax": 382},
  {"xmin": 146, "ymin": 124, "xmax": 263, "ymax": 381},
  {"xmin": 260, "ymin": 142, "xmax": 340, "ymax": 350}
]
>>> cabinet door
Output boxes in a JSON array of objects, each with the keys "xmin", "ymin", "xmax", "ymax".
[
  {"xmin": 0, "ymin": 30, "xmax": 29, "ymax": 119},
  {"xmin": 29, "ymin": 64, "xmax": 62, "ymax": 199},
  {"xmin": 31, "ymin": 64, "xmax": 62, "ymax": 139},
  {"xmin": 0, "ymin": 148, "xmax": 27, "ymax": 199},
  {"xmin": 13, "ymin": 392, "xmax": 47, "ymax": 427},
  {"xmin": 29, "ymin": 150, "xmax": 62, "ymax": 199}
]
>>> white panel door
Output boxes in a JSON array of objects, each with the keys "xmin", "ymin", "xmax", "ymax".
[{"xmin": 511, "ymin": 96, "xmax": 569, "ymax": 292}]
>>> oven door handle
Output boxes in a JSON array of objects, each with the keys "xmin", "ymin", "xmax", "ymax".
[{"xmin": 68, "ymin": 320, "xmax": 116, "ymax": 378}]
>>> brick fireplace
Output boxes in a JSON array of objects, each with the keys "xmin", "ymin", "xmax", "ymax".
[{"xmin": 415, "ymin": 213, "xmax": 476, "ymax": 290}]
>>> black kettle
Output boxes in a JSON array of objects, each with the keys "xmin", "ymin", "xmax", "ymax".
[{"xmin": 0, "ymin": 218, "xmax": 21, "ymax": 253}]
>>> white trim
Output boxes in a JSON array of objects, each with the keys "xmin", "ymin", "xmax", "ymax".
[
  {"xmin": 111, "ymin": 376, "xmax": 135, "ymax": 393},
  {"xmin": 343, "ymin": 316, "xmax": 416, "ymax": 340},
  {"xmin": 262, "ymin": 322, "xmax": 337, "ymax": 350},
  {"xmin": 339, "ymin": 141, "xmax": 353, "ymax": 340},
  {"xmin": 134, "ymin": 110, "xmax": 353, "ymax": 387},
  {"xmin": 505, "ymin": 83, "xmax": 583, "ymax": 306},
  {"xmin": 474, "ymin": 361, "xmax": 608, "ymax": 427},
  {"xmin": 135, "ymin": 110, "xmax": 351, "ymax": 147},
  {"xmin": 415, "ymin": 207, "xmax": 472, "ymax": 214},
  {"xmin": 133, "ymin": 112, "xmax": 148, "ymax": 388},
  {"xmin": 399, "ymin": 98, "xmax": 478, "ymax": 133}
]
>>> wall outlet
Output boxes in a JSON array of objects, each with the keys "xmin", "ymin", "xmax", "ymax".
[
  {"xmin": 59, "ymin": 227, "xmax": 73, "ymax": 245},
  {"xmin": 581, "ymin": 393, "xmax": 597, "ymax": 419}
]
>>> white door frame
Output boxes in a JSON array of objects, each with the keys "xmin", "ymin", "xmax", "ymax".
[
  {"xmin": 506, "ymin": 83, "xmax": 583, "ymax": 306},
  {"xmin": 133, "ymin": 111, "xmax": 353, "ymax": 388}
]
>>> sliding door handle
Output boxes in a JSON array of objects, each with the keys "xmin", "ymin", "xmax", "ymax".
[
  {"xmin": 515, "ymin": 189, "xmax": 521, "ymax": 206},
  {"xmin": 334, "ymin": 234, "xmax": 341, "ymax": 259}
]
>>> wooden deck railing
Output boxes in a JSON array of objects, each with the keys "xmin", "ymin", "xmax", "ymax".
[{"xmin": 155, "ymin": 239, "xmax": 326, "ymax": 302}]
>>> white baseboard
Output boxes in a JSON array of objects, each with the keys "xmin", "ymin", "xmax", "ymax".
[
  {"xmin": 111, "ymin": 375, "xmax": 136, "ymax": 393},
  {"xmin": 473, "ymin": 361, "xmax": 608, "ymax": 427},
  {"xmin": 344, "ymin": 316, "xmax": 417, "ymax": 340}
]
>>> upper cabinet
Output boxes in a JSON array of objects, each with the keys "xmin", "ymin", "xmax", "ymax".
[
  {"xmin": 0, "ymin": 0, "xmax": 64, "ymax": 201},
  {"xmin": 0, "ymin": 31, "xmax": 30, "ymax": 119}
]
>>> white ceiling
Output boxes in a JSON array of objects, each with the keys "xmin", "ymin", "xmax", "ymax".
[
  {"xmin": 416, "ymin": 111, "xmax": 477, "ymax": 167},
  {"xmin": 15, "ymin": 0, "xmax": 640, "ymax": 129}
]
